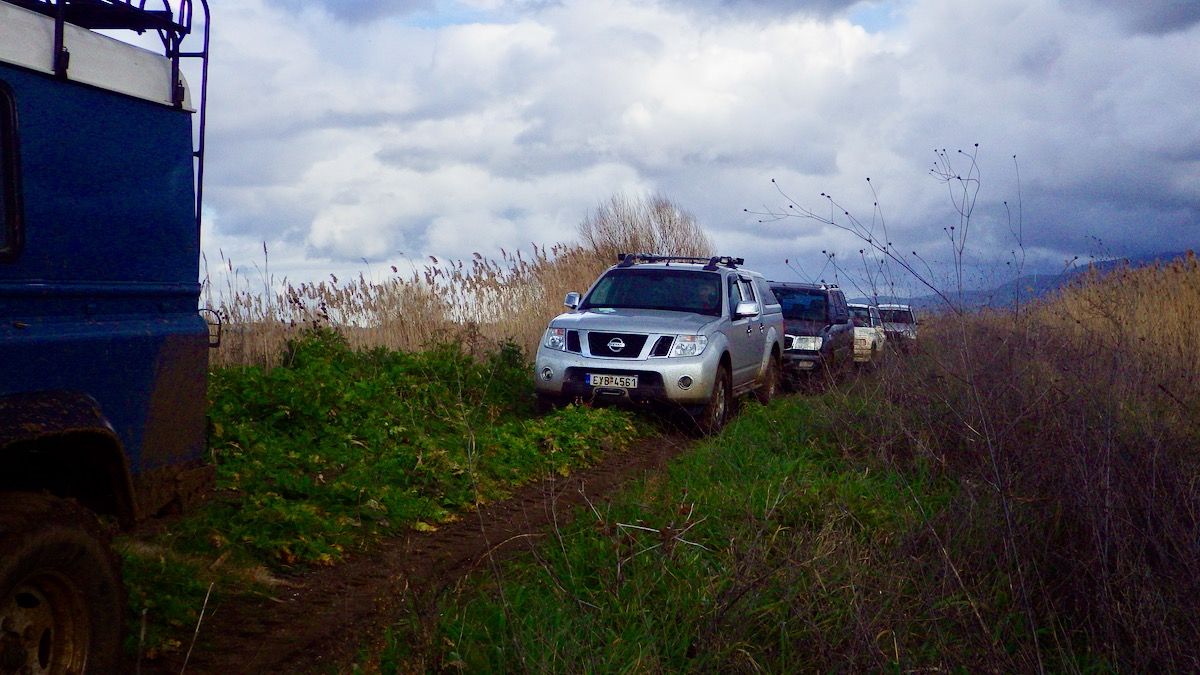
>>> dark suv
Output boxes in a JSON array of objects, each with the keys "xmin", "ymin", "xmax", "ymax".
[{"xmin": 768, "ymin": 282, "xmax": 854, "ymax": 385}]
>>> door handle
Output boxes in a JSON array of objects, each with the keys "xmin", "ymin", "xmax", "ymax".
[{"xmin": 745, "ymin": 326, "xmax": 752, "ymax": 335}]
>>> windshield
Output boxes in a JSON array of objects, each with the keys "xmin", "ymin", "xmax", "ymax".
[
  {"xmin": 849, "ymin": 306, "xmax": 871, "ymax": 327},
  {"xmin": 880, "ymin": 309, "xmax": 915, "ymax": 324},
  {"xmin": 773, "ymin": 287, "xmax": 827, "ymax": 321},
  {"xmin": 582, "ymin": 268, "xmax": 723, "ymax": 316}
]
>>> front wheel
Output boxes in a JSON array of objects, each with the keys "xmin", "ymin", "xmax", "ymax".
[
  {"xmin": 695, "ymin": 364, "xmax": 732, "ymax": 436},
  {"xmin": 0, "ymin": 493, "xmax": 125, "ymax": 675}
]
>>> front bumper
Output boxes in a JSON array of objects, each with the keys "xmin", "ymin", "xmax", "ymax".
[
  {"xmin": 534, "ymin": 346, "xmax": 719, "ymax": 405},
  {"xmin": 853, "ymin": 338, "xmax": 873, "ymax": 362},
  {"xmin": 781, "ymin": 349, "xmax": 823, "ymax": 377},
  {"xmin": 884, "ymin": 331, "xmax": 917, "ymax": 350}
]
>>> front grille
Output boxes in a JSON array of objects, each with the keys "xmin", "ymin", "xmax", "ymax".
[
  {"xmin": 650, "ymin": 335, "xmax": 674, "ymax": 357},
  {"xmin": 567, "ymin": 330, "xmax": 581, "ymax": 353},
  {"xmin": 587, "ymin": 332, "xmax": 647, "ymax": 358}
]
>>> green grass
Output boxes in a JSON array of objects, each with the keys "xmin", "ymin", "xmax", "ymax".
[
  {"xmin": 119, "ymin": 328, "xmax": 645, "ymax": 659},
  {"xmin": 376, "ymin": 395, "xmax": 967, "ymax": 672}
]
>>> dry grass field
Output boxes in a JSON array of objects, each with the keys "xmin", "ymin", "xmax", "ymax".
[
  {"xmin": 205, "ymin": 194, "xmax": 713, "ymax": 367},
  {"xmin": 840, "ymin": 250, "xmax": 1200, "ymax": 669}
]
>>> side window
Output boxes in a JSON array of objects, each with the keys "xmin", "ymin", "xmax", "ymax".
[
  {"xmin": 737, "ymin": 277, "xmax": 756, "ymax": 303},
  {"xmin": 0, "ymin": 80, "xmax": 20, "ymax": 262},
  {"xmin": 727, "ymin": 276, "xmax": 742, "ymax": 318},
  {"xmin": 831, "ymin": 292, "xmax": 847, "ymax": 323},
  {"xmin": 756, "ymin": 279, "xmax": 778, "ymax": 306}
]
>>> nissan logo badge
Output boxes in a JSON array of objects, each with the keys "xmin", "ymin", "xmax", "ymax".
[{"xmin": 607, "ymin": 337, "xmax": 626, "ymax": 352}]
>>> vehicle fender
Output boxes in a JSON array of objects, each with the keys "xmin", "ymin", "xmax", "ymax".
[
  {"xmin": 759, "ymin": 323, "xmax": 781, "ymax": 371},
  {"xmin": 0, "ymin": 391, "xmax": 136, "ymax": 527},
  {"xmin": 706, "ymin": 329, "xmax": 731, "ymax": 358}
]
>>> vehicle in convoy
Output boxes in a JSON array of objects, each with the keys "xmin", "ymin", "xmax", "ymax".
[
  {"xmin": 534, "ymin": 254, "xmax": 785, "ymax": 434},
  {"xmin": 768, "ymin": 282, "xmax": 853, "ymax": 386},
  {"xmin": 0, "ymin": 1, "xmax": 212, "ymax": 671},
  {"xmin": 848, "ymin": 303, "xmax": 887, "ymax": 366},
  {"xmin": 878, "ymin": 303, "xmax": 918, "ymax": 351}
]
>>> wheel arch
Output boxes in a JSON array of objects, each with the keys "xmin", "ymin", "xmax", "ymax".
[{"xmin": 0, "ymin": 391, "xmax": 137, "ymax": 527}]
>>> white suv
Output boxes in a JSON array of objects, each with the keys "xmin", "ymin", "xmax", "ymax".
[
  {"xmin": 848, "ymin": 303, "xmax": 886, "ymax": 365},
  {"xmin": 878, "ymin": 303, "xmax": 918, "ymax": 351}
]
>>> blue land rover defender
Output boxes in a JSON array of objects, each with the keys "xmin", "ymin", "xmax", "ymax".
[{"xmin": 0, "ymin": 1, "xmax": 211, "ymax": 671}]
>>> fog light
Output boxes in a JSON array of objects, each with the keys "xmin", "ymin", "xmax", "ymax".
[
  {"xmin": 540, "ymin": 367, "xmax": 554, "ymax": 381},
  {"xmin": 677, "ymin": 375, "xmax": 693, "ymax": 390}
]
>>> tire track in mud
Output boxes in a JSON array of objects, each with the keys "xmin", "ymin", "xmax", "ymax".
[{"xmin": 139, "ymin": 432, "xmax": 691, "ymax": 674}]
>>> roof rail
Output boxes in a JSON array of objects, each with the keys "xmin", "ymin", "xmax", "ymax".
[
  {"xmin": 9, "ymin": 0, "xmax": 187, "ymax": 33},
  {"xmin": 10, "ymin": 0, "xmax": 213, "ymax": 240},
  {"xmin": 615, "ymin": 253, "xmax": 745, "ymax": 269}
]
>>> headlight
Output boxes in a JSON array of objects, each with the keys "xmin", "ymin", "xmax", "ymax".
[
  {"xmin": 789, "ymin": 335, "xmax": 823, "ymax": 351},
  {"xmin": 668, "ymin": 334, "xmax": 708, "ymax": 357},
  {"xmin": 543, "ymin": 327, "xmax": 566, "ymax": 351}
]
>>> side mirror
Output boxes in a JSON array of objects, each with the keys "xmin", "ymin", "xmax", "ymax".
[
  {"xmin": 734, "ymin": 301, "xmax": 760, "ymax": 318},
  {"xmin": 564, "ymin": 292, "xmax": 580, "ymax": 309}
]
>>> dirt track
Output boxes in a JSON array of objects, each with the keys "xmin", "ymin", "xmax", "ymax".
[{"xmin": 137, "ymin": 433, "xmax": 691, "ymax": 674}]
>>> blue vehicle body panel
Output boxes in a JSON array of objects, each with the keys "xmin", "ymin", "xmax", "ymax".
[{"xmin": 0, "ymin": 61, "xmax": 208, "ymax": 504}]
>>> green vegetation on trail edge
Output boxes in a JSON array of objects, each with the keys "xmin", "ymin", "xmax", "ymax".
[
  {"xmin": 119, "ymin": 328, "xmax": 642, "ymax": 658},
  {"xmin": 376, "ymin": 395, "xmax": 964, "ymax": 672}
]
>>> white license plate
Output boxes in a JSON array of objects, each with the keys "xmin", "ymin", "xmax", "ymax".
[
  {"xmin": 795, "ymin": 361, "xmax": 815, "ymax": 370},
  {"xmin": 587, "ymin": 373, "xmax": 638, "ymax": 388}
]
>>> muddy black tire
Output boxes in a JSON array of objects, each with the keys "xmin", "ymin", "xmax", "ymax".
[
  {"xmin": 0, "ymin": 493, "xmax": 124, "ymax": 675},
  {"xmin": 695, "ymin": 364, "xmax": 731, "ymax": 436},
  {"xmin": 535, "ymin": 392, "xmax": 562, "ymax": 415},
  {"xmin": 755, "ymin": 354, "xmax": 780, "ymax": 405}
]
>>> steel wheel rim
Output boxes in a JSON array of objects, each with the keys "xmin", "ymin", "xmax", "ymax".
[{"xmin": 1, "ymin": 572, "xmax": 90, "ymax": 675}]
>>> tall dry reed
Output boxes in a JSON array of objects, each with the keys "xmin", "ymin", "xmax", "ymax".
[
  {"xmin": 204, "ymin": 193, "xmax": 713, "ymax": 368},
  {"xmin": 831, "ymin": 251, "xmax": 1200, "ymax": 670}
]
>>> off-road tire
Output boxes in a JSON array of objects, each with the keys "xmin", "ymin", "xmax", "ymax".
[
  {"xmin": 535, "ymin": 392, "xmax": 563, "ymax": 415},
  {"xmin": 695, "ymin": 364, "xmax": 731, "ymax": 436},
  {"xmin": 755, "ymin": 354, "xmax": 780, "ymax": 405},
  {"xmin": 0, "ymin": 492, "xmax": 124, "ymax": 675}
]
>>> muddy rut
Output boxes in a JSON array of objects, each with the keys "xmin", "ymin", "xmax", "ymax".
[{"xmin": 137, "ymin": 433, "xmax": 691, "ymax": 674}]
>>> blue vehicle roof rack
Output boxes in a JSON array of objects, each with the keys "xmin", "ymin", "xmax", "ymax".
[{"xmin": 8, "ymin": 0, "xmax": 211, "ymax": 236}]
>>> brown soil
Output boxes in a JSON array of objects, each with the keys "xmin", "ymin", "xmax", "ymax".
[{"xmin": 135, "ymin": 433, "xmax": 691, "ymax": 674}]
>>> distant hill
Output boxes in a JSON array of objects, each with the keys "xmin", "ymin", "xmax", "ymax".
[{"xmin": 849, "ymin": 251, "xmax": 1193, "ymax": 311}]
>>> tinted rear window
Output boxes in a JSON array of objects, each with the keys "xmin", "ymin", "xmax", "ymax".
[{"xmin": 772, "ymin": 287, "xmax": 827, "ymax": 321}]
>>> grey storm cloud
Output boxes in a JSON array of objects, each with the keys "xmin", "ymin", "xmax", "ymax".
[
  {"xmin": 1080, "ymin": 0, "xmax": 1200, "ymax": 34},
  {"xmin": 197, "ymin": 0, "xmax": 1200, "ymax": 287}
]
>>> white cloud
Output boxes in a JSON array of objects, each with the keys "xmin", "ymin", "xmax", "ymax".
[{"xmin": 195, "ymin": 0, "xmax": 1200, "ymax": 292}]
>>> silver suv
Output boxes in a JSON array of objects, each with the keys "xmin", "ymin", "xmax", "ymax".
[
  {"xmin": 534, "ymin": 254, "xmax": 785, "ymax": 433},
  {"xmin": 878, "ymin": 303, "xmax": 918, "ymax": 351}
]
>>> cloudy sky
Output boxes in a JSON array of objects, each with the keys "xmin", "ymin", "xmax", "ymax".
[{"xmin": 189, "ymin": 0, "xmax": 1199, "ymax": 293}]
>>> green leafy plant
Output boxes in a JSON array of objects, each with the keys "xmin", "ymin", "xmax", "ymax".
[{"xmin": 122, "ymin": 329, "xmax": 643, "ymax": 658}]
